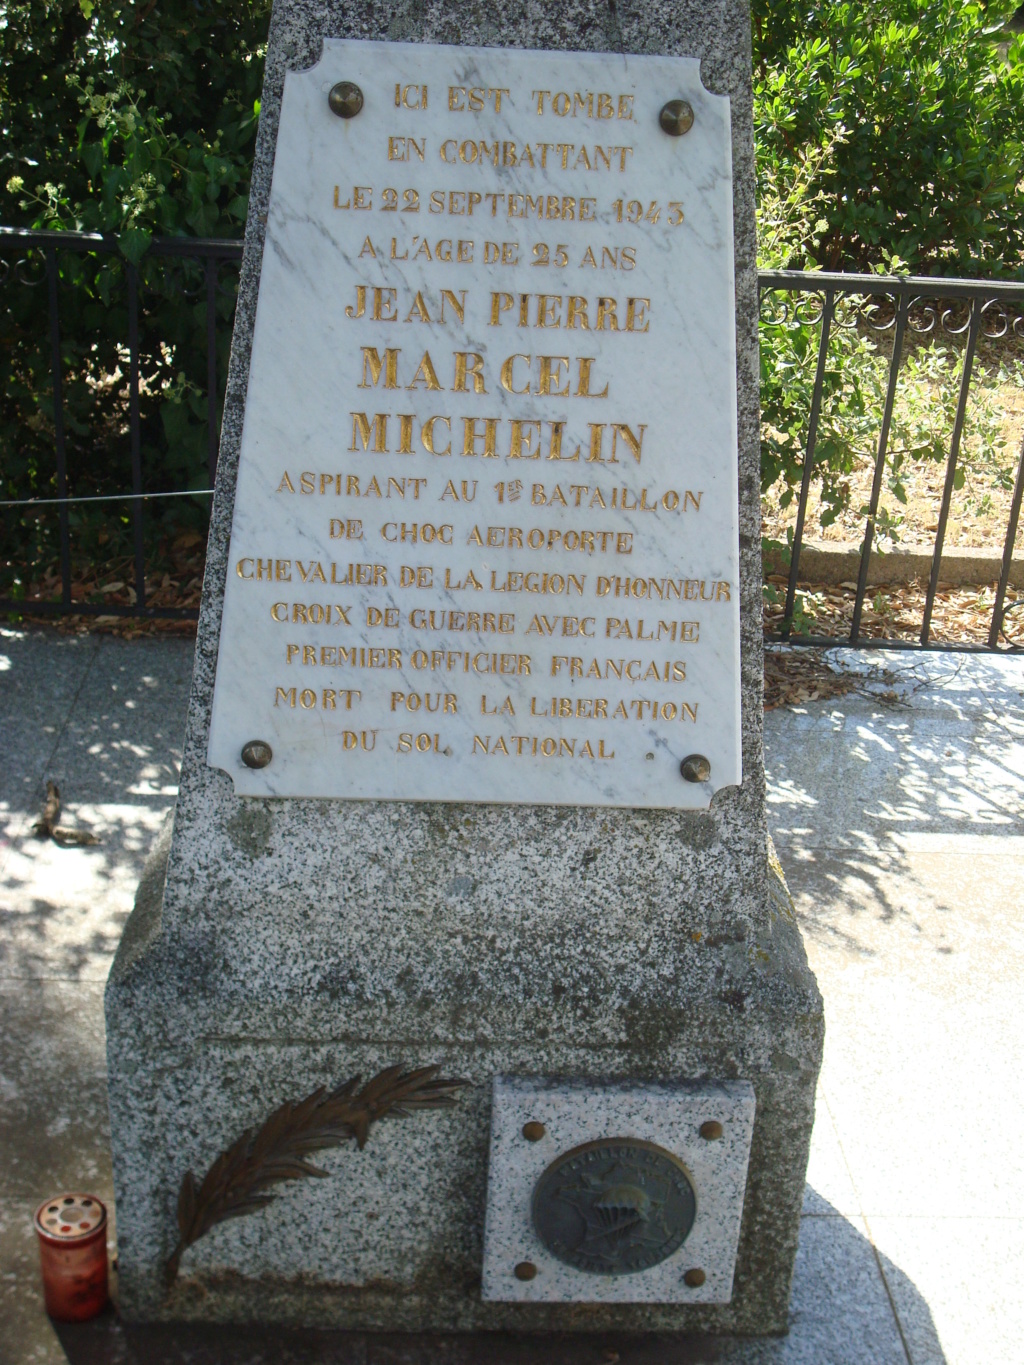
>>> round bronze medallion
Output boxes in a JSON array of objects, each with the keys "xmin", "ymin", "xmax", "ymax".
[{"xmin": 532, "ymin": 1137, "xmax": 697, "ymax": 1275}]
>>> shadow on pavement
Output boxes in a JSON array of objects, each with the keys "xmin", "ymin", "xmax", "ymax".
[{"xmin": 17, "ymin": 1196, "xmax": 945, "ymax": 1365}]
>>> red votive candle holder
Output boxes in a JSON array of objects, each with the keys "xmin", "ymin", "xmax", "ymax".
[{"xmin": 33, "ymin": 1193, "xmax": 109, "ymax": 1321}]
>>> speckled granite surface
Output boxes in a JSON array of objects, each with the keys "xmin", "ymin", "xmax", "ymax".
[
  {"xmin": 105, "ymin": 0, "xmax": 823, "ymax": 1333},
  {"xmin": 481, "ymin": 1078, "xmax": 756, "ymax": 1303}
]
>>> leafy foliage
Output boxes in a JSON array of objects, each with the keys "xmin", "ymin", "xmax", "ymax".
[
  {"xmin": 753, "ymin": 1, "xmax": 1024, "ymax": 634},
  {"xmin": 752, "ymin": 0, "xmax": 1024, "ymax": 275},
  {"xmin": 1, "ymin": 0, "xmax": 1022, "ymax": 621},
  {"xmin": 0, "ymin": 1, "xmax": 268, "ymax": 600}
]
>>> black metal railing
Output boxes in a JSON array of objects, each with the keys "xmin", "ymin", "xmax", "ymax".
[
  {"xmin": 2, "ymin": 227, "xmax": 1023, "ymax": 648},
  {"xmin": 0, "ymin": 226, "xmax": 242, "ymax": 621},
  {"xmin": 759, "ymin": 270, "xmax": 1024, "ymax": 651}
]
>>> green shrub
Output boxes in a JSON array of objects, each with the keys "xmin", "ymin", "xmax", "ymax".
[
  {"xmin": 0, "ymin": 1, "xmax": 268, "ymax": 600},
  {"xmin": 753, "ymin": 0, "xmax": 1024, "ymax": 275},
  {"xmin": 754, "ymin": 0, "xmax": 1024, "ymax": 634}
]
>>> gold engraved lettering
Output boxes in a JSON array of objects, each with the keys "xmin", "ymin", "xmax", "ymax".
[
  {"xmin": 421, "ymin": 416, "xmax": 452, "ymax": 456},
  {"xmin": 388, "ymin": 136, "xmax": 426, "ymax": 162},
  {"xmin": 473, "ymin": 732, "xmax": 615, "ymax": 759},
  {"xmin": 350, "ymin": 412, "xmax": 390, "ymax": 453},
  {"xmin": 524, "ymin": 613, "xmax": 595, "ymax": 637},
  {"xmin": 372, "ymin": 288, "xmax": 398, "ymax": 321},
  {"xmin": 596, "ymin": 576, "xmax": 732, "ymax": 602},
  {"xmin": 410, "ymin": 650, "xmax": 531, "ymax": 676},
  {"xmin": 407, "ymin": 351, "xmax": 443, "ymax": 391},
  {"xmin": 537, "ymin": 355, "xmax": 570, "ymax": 397},
  {"xmin": 453, "ymin": 352, "xmax": 487, "ymax": 394},
  {"xmin": 400, "ymin": 566, "xmax": 434, "ymax": 588},
  {"xmin": 489, "ymin": 571, "xmax": 585, "ymax": 596},
  {"xmin": 488, "ymin": 292, "xmax": 650, "ymax": 330},
  {"xmin": 461, "ymin": 417, "xmax": 500, "ymax": 458},
  {"xmin": 480, "ymin": 693, "xmax": 516, "ymax": 716},
  {"xmin": 447, "ymin": 86, "xmax": 511, "ymax": 113},
  {"xmin": 381, "ymin": 521, "xmax": 453, "ymax": 545},
  {"xmin": 360, "ymin": 347, "xmax": 400, "ymax": 389},
  {"xmin": 396, "ymin": 732, "xmax": 444, "ymax": 753},
  {"xmin": 531, "ymin": 90, "xmax": 634, "ymax": 120},
  {"xmin": 604, "ymin": 617, "xmax": 700, "ymax": 643},
  {"xmin": 395, "ymin": 84, "xmax": 428, "ymax": 109},
  {"xmin": 500, "ymin": 354, "xmax": 530, "ymax": 395},
  {"xmin": 390, "ymin": 690, "xmax": 458, "ymax": 714},
  {"xmin": 550, "ymin": 656, "xmax": 688, "ymax": 684},
  {"xmin": 466, "ymin": 525, "xmax": 631, "ymax": 555},
  {"xmin": 442, "ymin": 568, "xmax": 483, "ymax": 590},
  {"xmin": 529, "ymin": 695, "xmax": 609, "ymax": 720}
]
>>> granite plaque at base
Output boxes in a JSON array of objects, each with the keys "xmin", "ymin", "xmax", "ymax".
[{"xmin": 105, "ymin": 0, "xmax": 823, "ymax": 1336}]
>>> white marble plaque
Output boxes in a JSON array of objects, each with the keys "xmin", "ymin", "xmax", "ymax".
[
  {"xmin": 208, "ymin": 39, "xmax": 741, "ymax": 807},
  {"xmin": 481, "ymin": 1077, "xmax": 755, "ymax": 1302}
]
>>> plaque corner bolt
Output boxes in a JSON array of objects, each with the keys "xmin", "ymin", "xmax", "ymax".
[
  {"xmin": 684, "ymin": 1267, "xmax": 706, "ymax": 1288},
  {"xmin": 659, "ymin": 98, "xmax": 694, "ymax": 137},
  {"xmin": 521, "ymin": 1121, "xmax": 546, "ymax": 1142},
  {"xmin": 680, "ymin": 754, "xmax": 711, "ymax": 783},
  {"xmin": 514, "ymin": 1261, "xmax": 538, "ymax": 1282},
  {"xmin": 241, "ymin": 740, "xmax": 273, "ymax": 770},
  {"xmin": 328, "ymin": 81, "xmax": 364, "ymax": 118},
  {"xmin": 699, "ymin": 1120, "xmax": 724, "ymax": 1141}
]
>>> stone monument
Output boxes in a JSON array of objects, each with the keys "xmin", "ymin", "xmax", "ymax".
[{"xmin": 106, "ymin": 0, "xmax": 823, "ymax": 1334}]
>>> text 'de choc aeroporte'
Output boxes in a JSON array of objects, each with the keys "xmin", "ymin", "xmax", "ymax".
[{"xmin": 208, "ymin": 41, "xmax": 741, "ymax": 808}]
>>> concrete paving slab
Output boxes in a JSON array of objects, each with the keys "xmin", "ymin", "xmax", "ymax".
[
  {"xmin": 868, "ymin": 1217, "xmax": 1024, "ymax": 1365},
  {"xmin": 4, "ymin": 630, "xmax": 1024, "ymax": 1362},
  {"xmin": 767, "ymin": 712, "xmax": 1022, "ymax": 854},
  {"xmin": 818, "ymin": 982, "xmax": 1024, "ymax": 1221},
  {"xmin": 0, "ymin": 629, "xmax": 99, "ymax": 726},
  {"xmin": 716, "ymin": 1212, "xmax": 910, "ymax": 1365},
  {"xmin": 0, "ymin": 633, "xmax": 193, "ymax": 982},
  {"xmin": 784, "ymin": 845, "xmax": 1024, "ymax": 992},
  {"xmin": 0, "ymin": 979, "xmax": 111, "ymax": 1203},
  {"xmin": 801, "ymin": 1097, "xmax": 861, "ymax": 1220}
]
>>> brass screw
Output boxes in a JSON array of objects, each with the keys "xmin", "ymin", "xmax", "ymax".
[
  {"xmin": 659, "ymin": 99, "xmax": 694, "ymax": 136},
  {"xmin": 514, "ymin": 1261, "xmax": 538, "ymax": 1281},
  {"xmin": 241, "ymin": 740, "xmax": 272, "ymax": 769},
  {"xmin": 700, "ymin": 1120, "xmax": 724, "ymax": 1141},
  {"xmin": 522, "ymin": 1121, "xmax": 546, "ymax": 1142},
  {"xmin": 680, "ymin": 754, "xmax": 711, "ymax": 783},
  {"xmin": 328, "ymin": 81, "xmax": 364, "ymax": 118},
  {"xmin": 684, "ymin": 1268, "xmax": 706, "ymax": 1288}
]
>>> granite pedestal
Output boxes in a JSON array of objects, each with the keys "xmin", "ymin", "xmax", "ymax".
[{"xmin": 105, "ymin": 0, "xmax": 823, "ymax": 1333}]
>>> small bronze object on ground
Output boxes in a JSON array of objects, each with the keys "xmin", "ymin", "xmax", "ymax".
[
  {"xmin": 32, "ymin": 781, "xmax": 99, "ymax": 846},
  {"xmin": 514, "ymin": 1261, "xmax": 538, "ymax": 1281},
  {"xmin": 165, "ymin": 1064, "xmax": 467, "ymax": 1287},
  {"xmin": 699, "ymin": 1120, "xmax": 724, "ymax": 1140},
  {"xmin": 522, "ymin": 1121, "xmax": 546, "ymax": 1141}
]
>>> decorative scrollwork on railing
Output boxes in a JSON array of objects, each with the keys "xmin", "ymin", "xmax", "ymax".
[
  {"xmin": 0, "ymin": 250, "xmax": 48, "ymax": 287},
  {"xmin": 832, "ymin": 291, "xmax": 899, "ymax": 333},
  {"xmin": 758, "ymin": 286, "xmax": 827, "ymax": 329},
  {"xmin": 999, "ymin": 599, "xmax": 1024, "ymax": 649},
  {"xmin": 900, "ymin": 294, "xmax": 1024, "ymax": 341},
  {"xmin": 138, "ymin": 254, "xmax": 241, "ymax": 303},
  {"xmin": 905, "ymin": 296, "xmax": 974, "ymax": 337},
  {"xmin": 977, "ymin": 296, "xmax": 1024, "ymax": 342}
]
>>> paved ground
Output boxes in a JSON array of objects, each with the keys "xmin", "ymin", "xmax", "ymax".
[{"xmin": 1, "ymin": 626, "xmax": 1022, "ymax": 1364}]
